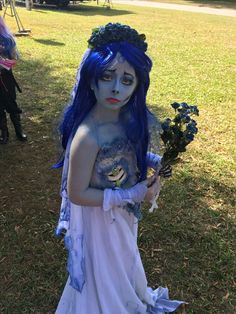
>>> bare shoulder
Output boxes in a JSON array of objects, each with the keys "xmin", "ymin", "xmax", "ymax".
[{"xmin": 70, "ymin": 122, "xmax": 99, "ymax": 158}]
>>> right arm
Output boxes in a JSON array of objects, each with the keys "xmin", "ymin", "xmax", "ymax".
[{"xmin": 67, "ymin": 126, "xmax": 104, "ymax": 206}]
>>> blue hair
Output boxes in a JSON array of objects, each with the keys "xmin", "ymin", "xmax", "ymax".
[
  {"xmin": 56, "ymin": 42, "xmax": 152, "ymax": 180},
  {"xmin": 0, "ymin": 17, "xmax": 16, "ymax": 57}
]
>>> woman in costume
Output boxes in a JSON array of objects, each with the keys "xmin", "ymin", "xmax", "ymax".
[
  {"xmin": 55, "ymin": 23, "xmax": 184, "ymax": 314},
  {"xmin": 0, "ymin": 16, "xmax": 27, "ymax": 144}
]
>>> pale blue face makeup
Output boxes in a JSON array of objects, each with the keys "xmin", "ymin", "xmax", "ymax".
[{"xmin": 91, "ymin": 53, "xmax": 138, "ymax": 111}]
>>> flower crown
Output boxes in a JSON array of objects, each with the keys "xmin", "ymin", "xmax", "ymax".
[{"xmin": 88, "ymin": 23, "xmax": 147, "ymax": 52}]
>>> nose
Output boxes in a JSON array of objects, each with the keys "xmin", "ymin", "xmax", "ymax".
[
  {"xmin": 112, "ymin": 79, "xmax": 120, "ymax": 95},
  {"xmin": 112, "ymin": 89, "xmax": 119, "ymax": 95}
]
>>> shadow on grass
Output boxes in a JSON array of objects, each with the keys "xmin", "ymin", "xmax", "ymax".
[
  {"xmin": 0, "ymin": 56, "xmax": 66, "ymax": 313},
  {"xmin": 184, "ymin": 0, "xmax": 236, "ymax": 9},
  {"xmin": 0, "ymin": 57, "xmax": 235, "ymax": 313},
  {"xmin": 16, "ymin": 2, "xmax": 134, "ymax": 16},
  {"xmin": 140, "ymin": 171, "xmax": 236, "ymax": 312},
  {"xmin": 33, "ymin": 38, "xmax": 65, "ymax": 46},
  {"xmin": 52, "ymin": 3, "xmax": 134, "ymax": 16}
]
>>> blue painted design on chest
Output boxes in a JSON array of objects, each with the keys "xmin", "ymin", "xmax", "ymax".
[{"xmin": 90, "ymin": 138, "xmax": 139, "ymax": 189}]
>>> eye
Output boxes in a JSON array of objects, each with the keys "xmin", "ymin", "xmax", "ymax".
[
  {"xmin": 122, "ymin": 75, "xmax": 134, "ymax": 86},
  {"xmin": 100, "ymin": 71, "xmax": 112, "ymax": 82}
]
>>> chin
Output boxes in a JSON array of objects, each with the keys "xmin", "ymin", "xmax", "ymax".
[{"xmin": 104, "ymin": 103, "xmax": 125, "ymax": 110}]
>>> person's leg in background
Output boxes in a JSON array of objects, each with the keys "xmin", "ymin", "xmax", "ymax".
[
  {"xmin": 1, "ymin": 69, "xmax": 27, "ymax": 142},
  {"xmin": 0, "ymin": 101, "xmax": 9, "ymax": 144}
]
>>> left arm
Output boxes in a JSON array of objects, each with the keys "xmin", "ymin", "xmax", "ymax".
[
  {"xmin": 146, "ymin": 151, "xmax": 161, "ymax": 169},
  {"xmin": 146, "ymin": 152, "xmax": 172, "ymax": 178}
]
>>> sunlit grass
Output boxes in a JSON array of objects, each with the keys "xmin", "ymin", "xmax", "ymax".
[
  {"xmin": 1, "ymin": 3, "xmax": 235, "ymax": 313},
  {"xmin": 137, "ymin": 0, "xmax": 236, "ymax": 9}
]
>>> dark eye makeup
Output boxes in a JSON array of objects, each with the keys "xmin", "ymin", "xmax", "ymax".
[
  {"xmin": 100, "ymin": 71, "xmax": 135, "ymax": 86},
  {"xmin": 122, "ymin": 75, "xmax": 134, "ymax": 86},
  {"xmin": 100, "ymin": 71, "xmax": 113, "ymax": 81}
]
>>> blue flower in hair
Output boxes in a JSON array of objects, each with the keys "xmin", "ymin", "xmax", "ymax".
[{"xmin": 88, "ymin": 23, "xmax": 147, "ymax": 52}]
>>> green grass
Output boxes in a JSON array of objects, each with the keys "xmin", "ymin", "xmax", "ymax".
[
  {"xmin": 138, "ymin": 0, "xmax": 236, "ymax": 10},
  {"xmin": 0, "ymin": 3, "xmax": 236, "ymax": 313}
]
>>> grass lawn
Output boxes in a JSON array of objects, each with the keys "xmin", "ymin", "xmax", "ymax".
[
  {"xmin": 136, "ymin": 0, "xmax": 236, "ymax": 10},
  {"xmin": 0, "ymin": 3, "xmax": 236, "ymax": 313}
]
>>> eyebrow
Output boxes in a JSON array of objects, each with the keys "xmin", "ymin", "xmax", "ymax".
[
  {"xmin": 106, "ymin": 69, "xmax": 134, "ymax": 77},
  {"xmin": 124, "ymin": 72, "xmax": 134, "ymax": 77}
]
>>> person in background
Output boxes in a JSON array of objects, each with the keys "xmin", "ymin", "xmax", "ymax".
[{"xmin": 0, "ymin": 16, "xmax": 27, "ymax": 144}]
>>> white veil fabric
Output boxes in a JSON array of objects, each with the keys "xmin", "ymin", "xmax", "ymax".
[{"xmin": 55, "ymin": 49, "xmax": 91, "ymax": 292}]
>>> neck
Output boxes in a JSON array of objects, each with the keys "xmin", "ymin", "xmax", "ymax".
[{"xmin": 91, "ymin": 103, "xmax": 120, "ymax": 123}]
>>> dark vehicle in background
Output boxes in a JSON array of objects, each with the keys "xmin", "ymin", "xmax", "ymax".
[
  {"xmin": 15, "ymin": 0, "xmax": 86, "ymax": 8},
  {"xmin": 33, "ymin": 0, "xmax": 70, "ymax": 6}
]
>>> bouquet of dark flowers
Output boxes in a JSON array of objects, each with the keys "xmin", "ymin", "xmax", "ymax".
[
  {"xmin": 149, "ymin": 101, "xmax": 199, "ymax": 212},
  {"xmin": 160, "ymin": 102, "xmax": 199, "ymax": 167}
]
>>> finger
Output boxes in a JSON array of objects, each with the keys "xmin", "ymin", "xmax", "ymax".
[
  {"xmin": 160, "ymin": 165, "xmax": 172, "ymax": 172},
  {"xmin": 159, "ymin": 165, "xmax": 172, "ymax": 178},
  {"xmin": 160, "ymin": 173, "xmax": 172, "ymax": 178},
  {"xmin": 163, "ymin": 168, "xmax": 172, "ymax": 175}
]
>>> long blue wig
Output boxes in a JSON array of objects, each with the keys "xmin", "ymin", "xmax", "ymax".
[
  {"xmin": 0, "ymin": 17, "xmax": 16, "ymax": 57},
  {"xmin": 57, "ymin": 41, "xmax": 152, "ymax": 181}
]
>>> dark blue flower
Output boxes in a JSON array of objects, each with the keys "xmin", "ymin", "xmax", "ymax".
[
  {"xmin": 177, "ymin": 113, "xmax": 191, "ymax": 123},
  {"xmin": 187, "ymin": 124, "xmax": 198, "ymax": 134},
  {"xmin": 88, "ymin": 23, "xmax": 147, "ymax": 51},
  {"xmin": 186, "ymin": 133, "xmax": 194, "ymax": 141},
  {"xmin": 161, "ymin": 124, "xmax": 170, "ymax": 131},
  {"xmin": 180, "ymin": 102, "xmax": 189, "ymax": 109},
  {"xmin": 174, "ymin": 114, "xmax": 182, "ymax": 123},
  {"xmin": 171, "ymin": 102, "xmax": 180, "ymax": 110},
  {"xmin": 161, "ymin": 118, "xmax": 171, "ymax": 131},
  {"xmin": 184, "ymin": 115, "xmax": 191, "ymax": 123}
]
